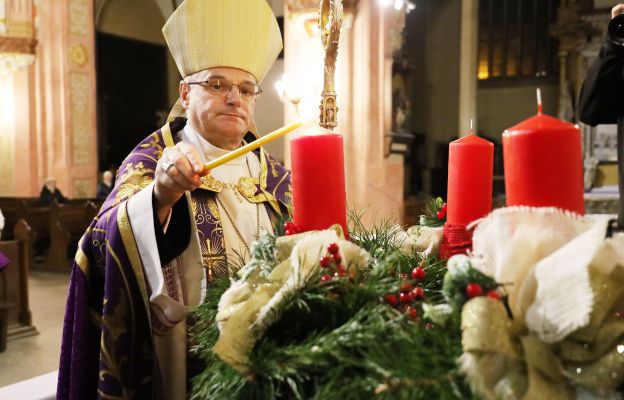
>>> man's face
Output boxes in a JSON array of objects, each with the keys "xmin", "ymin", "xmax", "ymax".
[
  {"xmin": 45, "ymin": 181, "xmax": 56, "ymax": 191},
  {"xmin": 180, "ymin": 67, "xmax": 258, "ymax": 150}
]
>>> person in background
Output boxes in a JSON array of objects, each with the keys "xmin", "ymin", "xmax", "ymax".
[
  {"xmin": 96, "ymin": 170, "xmax": 114, "ymax": 200},
  {"xmin": 39, "ymin": 177, "xmax": 67, "ymax": 205},
  {"xmin": 578, "ymin": 3, "xmax": 624, "ymax": 226}
]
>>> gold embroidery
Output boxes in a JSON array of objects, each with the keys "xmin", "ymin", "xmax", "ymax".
[
  {"xmin": 199, "ymin": 175, "xmax": 224, "ymax": 192},
  {"xmin": 161, "ymin": 122, "xmax": 175, "ymax": 148},
  {"xmin": 268, "ymin": 156, "xmax": 281, "ymax": 178},
  {"xmin": 238, "ymin": 177, "xmax": 257, "ymax": 198},
  {"xmin": 75, "ymin": 247, "xmax": 89, "ymax": 278},
  {"xmin": 138, "ymin": 132, "xmax": 164, "ymax": 160},
  {"xmin": 114, "ymin": 162, "xmax": 154, "ymax": 204},
  {"xmin": 259, "ymin": 148, "xmax": 269, "ymax": 189},
  {"xmin": 89, "ymin": 308, "xmax": 102, "ymax": 329},
  {"xmin": 98, "ymin": 289, "xmax": 134, "ymax": 400},
  {"xmin": 127, "ymin": 152, "xmax": 159, "ymax": 164},
  {"xmin": 207, "ymin": 196, "xmax": 220, "ymax": 219},
  {"xmin": 117, "ymin": 202, "xmax": 151, "ymax": 326}
]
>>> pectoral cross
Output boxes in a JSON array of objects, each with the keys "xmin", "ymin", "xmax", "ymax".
[{"xmin": 202, "ymin": 239, "xmax": 227, "ymax": 281}]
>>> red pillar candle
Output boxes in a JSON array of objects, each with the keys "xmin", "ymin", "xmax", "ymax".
[
  {"xmin": 503, "ymin": 113, "xmax": 584, "ymax": 214},
  {"xmin": 290, "ymin": 131, "xmax": 348, "ymax": 235},
  {"xmin": 447, "ymin": 135, "xmax": 494, "ymax": 225}
]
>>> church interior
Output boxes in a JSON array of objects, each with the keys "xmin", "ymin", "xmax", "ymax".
[{"xmin": 0, "ymin": 0, "xmax": 622, "ymax": 398}]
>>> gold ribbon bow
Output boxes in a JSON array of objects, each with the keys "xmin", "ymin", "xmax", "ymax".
[{"xmin": 461, "ymin": 268, "xmax": 624, "ymax": 400}]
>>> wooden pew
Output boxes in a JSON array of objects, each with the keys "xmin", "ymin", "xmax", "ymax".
[
  {"xmin": 45, "ymin": 200, "xmax": 99, "ymax": 270},
  {"xmin": 0, "ymin": 219, "xmax": 38, "ymax": 351},
  {"xmin": 0, "ymin": 198, "xmax": 102, "ymax": 270},
  {"xmin": 0, "ymin": 198, "xmax": 38, "ymax": 241}
]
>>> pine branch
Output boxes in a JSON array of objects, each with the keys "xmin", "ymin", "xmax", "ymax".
[{"xmin": 190, "ymin": 213, "xmax": 478, "ymax": 399}]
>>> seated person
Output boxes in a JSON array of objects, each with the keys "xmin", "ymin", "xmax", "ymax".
[
  {"xmin": 39, "ymin": 177, "xmax": 67, "ymax": 205},
  {"xmin": 96, "ymin": 170, "xmax": 114, "ymax": 200}
]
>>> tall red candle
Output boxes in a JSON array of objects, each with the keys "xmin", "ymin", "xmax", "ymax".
[
  {"xmin": 447, "ymin": 135, "xmax": 494, "ymax": 225},
  {"xmin": 290, "ymin": 131, "xmax": 348, "ymax": 235},
  {"xmin": 503, "ymin": 113, "xmax": 584, "ymax": 214}
]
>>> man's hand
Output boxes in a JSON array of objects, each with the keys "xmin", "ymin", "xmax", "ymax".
[
  {"xmin": 612, "ymin": 4, "xmax": 624, "ymax": 19},
  {"xmin": 154, "ymin": 142, "xmax": 208, "ymax": 223}
]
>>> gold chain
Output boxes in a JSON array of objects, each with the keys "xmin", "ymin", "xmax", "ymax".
[
  {"xmin": 214, "ymin": 155, "xmax": 260, "ymax": 253},
  {"xmin": 215, "ymin": 195, "xmax": 260, "ymax": 252}
]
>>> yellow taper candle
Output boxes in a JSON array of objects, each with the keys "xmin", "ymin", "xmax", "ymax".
[{"xmin": 202, "ymin": 120, "xmax": 305, "ymax": 173}]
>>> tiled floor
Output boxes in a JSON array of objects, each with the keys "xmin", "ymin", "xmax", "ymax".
[{"xmin": 0, "ymin": 270, "xmax": 69, "ymax": 388}]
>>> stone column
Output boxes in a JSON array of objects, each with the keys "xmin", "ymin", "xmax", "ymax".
[
  {"xmin": 458, "ymin": 0, "xmax": 478, "ymax": 137},
  {"xmin": 33, "ymin": 0, "xmax": 98, "ymax": 198}
]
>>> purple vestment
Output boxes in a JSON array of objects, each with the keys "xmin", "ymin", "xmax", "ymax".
[{"xmin": 57, "ymin": 117, "xmax": 291, "ymax": 399}]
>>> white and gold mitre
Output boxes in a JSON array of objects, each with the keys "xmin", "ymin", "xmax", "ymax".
[{"xmin": 162, "ymin": 0, "xmax": 283, "ymax": 82}]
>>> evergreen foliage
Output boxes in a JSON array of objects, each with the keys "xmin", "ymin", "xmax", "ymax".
[{"xmin": 189, "ymin": 213, "xmax": 479, "ymax": 399}]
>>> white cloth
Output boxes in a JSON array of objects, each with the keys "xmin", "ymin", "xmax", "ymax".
[
  {"xmin": 469, "ymin": 206, "xmax": 624, "ymax": 344},
  {"xmin": 181, "ymin": 123, "xmax": 274, "ymax": 263}
]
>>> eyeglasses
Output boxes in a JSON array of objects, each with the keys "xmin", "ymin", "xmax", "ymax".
[{"xmin": 187, "ymin": 78, "xmax": 262, "ymax": 100}]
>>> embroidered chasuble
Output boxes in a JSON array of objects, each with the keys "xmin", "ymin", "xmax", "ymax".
[{"xmin": 57, "ymin": 117, "xmax": 291, "ymax": 400}]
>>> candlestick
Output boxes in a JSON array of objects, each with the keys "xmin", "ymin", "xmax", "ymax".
[
  {"xmin": 290, "ymin": 130, "xmax": 347, "ymax": 236},
  {"xmin": 503, "ymin": 112, "xmax": 584, "ymax": 214},
  {"xmin": 202, "ymin": 120, "xmax": 305, "ymax": 173},
  {"xmin": 447, "ymin": 133, "xmax": 494, "ymax": 225}
]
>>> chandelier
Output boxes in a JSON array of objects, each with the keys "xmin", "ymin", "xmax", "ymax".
[{"xmin": 0, "ymin": 0, "xmax": 37, "ymax": 74}]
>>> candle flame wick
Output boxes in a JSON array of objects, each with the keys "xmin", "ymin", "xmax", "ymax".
[
  {"xmin": 536, "ymin": 87, "xmax": 543, "ymax": 115},
  {"xmin": 470, "ymin": 118, "xmax": 474, "ymax": 135}
]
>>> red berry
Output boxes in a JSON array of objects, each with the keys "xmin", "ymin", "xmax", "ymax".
[
  {"xmin": 285, "ymin": 229, "xmax": 293, "ymax": 236},
  {"xmin": 407, "ymin": 306, "xmax": 418, "ymax": 320},
  {"xmin": 399, "ymin": 281, "xmax": 413, "ymax": 293},
  {"xmin": 294, "ymin": 225, "xmax": 302, "ymax": 233},
  {"xmin": 412, "ymin": 287, "xmax": 425, "ymax": 299},
  {"xmin": 466, "ymin": 283, "xmax": 483, "ymax": 298},
  {"xmin": 399, "ymin": 292, "xmax": 410, "ymax": 303},
  {"xmin": 321, "ymin": 274, "xmax": 331, "ymax": 282},
  {"xmin": 424, "ymin": 322, "xmax": 434, "ymax": 330},
  {"xmin": 385, "ymin": 294, "xmax": 398, "ymax": 307},
  {"xmin": 337, "ymin": 265, "xmax": 347, "ymax": 277},
  {"xmin": 399, "ymin": 273, "xmax": 408, "ymax": 280},
  {"xmin": 436, "ymin": 209, "xmax": 446, "ymax": 219},
  {"xmin": 411, "ymin": 267, "xmax": 426, "ymax": 281},
  {"xmin": 441, "ymin": 203, "xmax": 447, "ymax": 212},
  {"xmin": 319, "ymin": 256, "xmax": 332, "ymax": 268},
  {"xmin": 333, "ymin": 254, "xmax": 342, "ymax": 264},
  {"xmin": 328, "ymin": 243, "xmax": 339, "ymax": 255},
  {"xmin": 284, "ymin": 221, "xmax": 294, "ymax": 230},
  {"xmin": 487, "ymin": 290, "xmax": 500, "ymax": 300}
]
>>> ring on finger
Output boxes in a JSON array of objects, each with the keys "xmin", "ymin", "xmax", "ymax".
[{"xmin": 161, "ymin": 159, "xmax": 175, "ymax": 173}]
